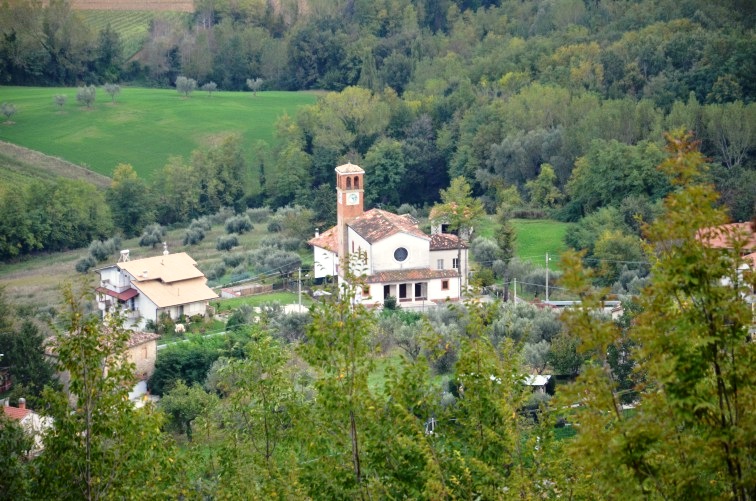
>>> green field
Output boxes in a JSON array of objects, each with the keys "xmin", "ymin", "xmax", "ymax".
[
  {"xmin": 0, "ymin": 86, "xmax": 318, "ymax": 179},
  {"xmin": 511, "ymin": 218, "xmax": 571, "ymax": 270}
]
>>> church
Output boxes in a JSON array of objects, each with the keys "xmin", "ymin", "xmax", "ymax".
[{"xmin": 308, "ymin": 163, "xmax": 468, "ymax": 307}]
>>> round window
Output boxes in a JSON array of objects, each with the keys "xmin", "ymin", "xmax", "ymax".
[{"xmin": 393, "ymin": 247, "xmax": 408, "ymax": 262}]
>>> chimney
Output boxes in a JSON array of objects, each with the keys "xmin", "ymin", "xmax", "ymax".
[
  {"xmin": 18, "ymin": 397, "xmax": 26, "ymax": 409},
  {"xmin": 315, "ymin": 228, "xmax": 320, "ymax": 237}
]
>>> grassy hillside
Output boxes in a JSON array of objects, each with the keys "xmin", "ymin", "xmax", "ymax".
[
  {"xmin": 511, "ymin": 219, "xmax": 571, "ymax": 271},
  {"xmin": 0, "ymin": 86, "xmax": 318, "ymax": 179}
]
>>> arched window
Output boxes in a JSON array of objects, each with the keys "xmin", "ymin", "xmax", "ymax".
[
  {"xmin": 354, "ymin": 176, "xmax": 360, "ymax": 189},
  {"xmin": 346, "ymin": 177, "xmax": 352, "ymax": 189}
]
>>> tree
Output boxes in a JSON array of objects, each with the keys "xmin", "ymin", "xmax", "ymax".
[
  {"xmin": 160, "ymin": 380, "xmax": 217, "ymax": 441},
  {"xmin": 246, "ymin": 77, "xmax": 263, "ymax": 95},
  {"xmin": 103, "ymin": 83, "xmax": 120, "ymax": 103},
  {"xmin": 299, "ymin": 259, "xmax": 376, "ymax": 498},
  {"xmin": 138, "ymin": 223, "xmax": 166, "ymax": 248},
  {"xmin": 107, "ymin": 164, "xmax": 155, "ymax": 238},
  {"xmin": 36, "ymin": 284, "xmax": 178, "ymax": 500},
  {"xmin": 201, "ymin": 81, "xmax": 217, "ymax": 96},
  {"xmin": 0, "ymin": 320, "xmax": 57, "ymax": 408},
  {"xmin": 362, "ymin": 138, "xmax": 406, "ymax": 207},
  {"xmin": 430, "ymin": 177, "xmax": 485, "ymax": 297},
  {"xmin": 0, "ymin": 413, "xmax": 33, "ymax": 499},
  {"xmin": 525, "ymin": 163, "xmax": 563, "ymax": 209},
  {"xmin": 1, "ymin": 102, "xmax": 16, "ymax": 122},
  {"xmin": 555, "ymin": 131, "xmax": 756, "ymax": 499},
  {"xmin": 53, "ymin": 94, "xmax": 67, "ymax": 110},
  {"xmin": 175, "ymin": 75, "xmax": 197, "ymax": 97},
  {"xmin": 75, "ymin": 86, "xmax": 96, "ymax": 108}
]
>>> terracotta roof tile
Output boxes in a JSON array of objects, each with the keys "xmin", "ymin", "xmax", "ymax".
[
  {"xmin": 2, "ymin": 405, "xmax": 30, "ymax": 421},
  {"xmin": 366, "ymin": 268, "xmax": 459, "ymax": 283},
  {"xmin": 335, "ymin": 162, "xmax": 365, "ymax": 174},
  {"xmin": 349, "ymin": 209, "xmax": 428, "ymax": 244},
  {"xmin": 430, "ymin": 233, "xmax": 467, "ymax": 250},
  {"xmin": 308, "ymin": 226, "xmax": 338, "ymax": 253},
  {"xmin": 131, "ymin": 276, "xmax": 217, "ymax": 309},
  {"xmin": 698, "ymin": 223, "xmax": 756, "ymax": 251},
  {"xmin": 118, "ymin": 252, "xmax": 205, "ymax": 283},
  {"xmin": 127, "ymin": 331, "xmax": 161, "ymax": 348},
  {"xmin": 96, "ymin": 287, "xmax": 139, "ymax": 301}
]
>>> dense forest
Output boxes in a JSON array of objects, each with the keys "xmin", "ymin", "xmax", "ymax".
[{"xmin": 0, "ymin": 0, "xmax": 754, "ymax": 267}]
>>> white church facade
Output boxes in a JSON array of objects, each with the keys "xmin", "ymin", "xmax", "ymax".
[{"xmin": 308, "ymin": 163, "xmax": 468, "ymax": 307}]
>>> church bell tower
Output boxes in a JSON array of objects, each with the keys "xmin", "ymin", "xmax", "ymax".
[{"xmin": 335, "ymin": 163, "xmax": 365, "ymax": 272}]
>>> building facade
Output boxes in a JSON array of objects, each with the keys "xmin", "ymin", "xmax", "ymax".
[{"xmin": 309, "ymin": 163, "xmax": 468, "ymax": 307}]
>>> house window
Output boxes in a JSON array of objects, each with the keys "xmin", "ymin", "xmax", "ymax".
[
  {"xmin": 442, "ymin": 280, "xmax": 449, "ymax": 291},
  {"xmin": 452, "ymin": 258, "xmax": 459, "ymax": 269},
  {"xmin": 362, "ymin": 286, "xmax": 370, "ymax": 297},
  {"xmin": 394, "ymin": 247, "xmax": 408, "ymax": 262},
  {"xmin": 399, "ymin": 283, "xmax": 408, "ymax": 300},
  {"xmin": 437, "ymin": 259, "xmax": 444, "ymax": 270}
]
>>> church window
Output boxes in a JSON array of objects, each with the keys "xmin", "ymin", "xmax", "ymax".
[{"xmin": 394, "ymin": 247, "xmax": 408, "ymax": 262}]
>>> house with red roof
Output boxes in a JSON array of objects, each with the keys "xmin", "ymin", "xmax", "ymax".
[
  {"xmin": 309, "ymin": 163, "xmax": 468, "ymax": 306},
  {"xmin": 2, "ymin": 398, "xmax": 52, "ymax": 455}
]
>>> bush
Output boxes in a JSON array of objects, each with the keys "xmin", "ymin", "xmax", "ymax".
[
  {"xmin": 267, "ymin": 220, "xmax": 282, "ymax": 233},
  {"xmin": 148, "ymin": 337, "xmax": 226, "ymax": 395},
  {"xmin": 75, "ymin": 255, "xmax": 97, "ymax": 273},
  {"xmin": 222, "ymin": 252, "xmax": 246, "ymax": 268},
  {"xmin": 210, "ymin": 207, "xmax": 235, "ymax": 225},
  {"xmin": 204, "ymin": 264, "xmax": 227, "ymax": 281},
  {"xmin": 471, "ymin": 237, "xmax": 502, "ymax": 267},
  {"xmin": 225, "ymin": 214, "xmax": 253, "ymax": 234},
  {"xmin": 191, "ymin": 216, "xmax": 212, "ymax": 231},
  {"xmin": 383, "ymin": 295, "xmax": 398, "ymax": 310},
  {"xmin": 139, "ymin": 223, "xmax": 166, "ymax": 248},
  {"xmin": 87, "ymin": 237, "xmax": 120, "ymax": 262},
  {"xmin": 183, "ymin": 227, "xmax": 205, "ymax": 246},
  {"xmin": 396, "ymin": 203, "xmax": 418, "ymax": 218},
  {"xmin": 259, "ymin": 235, "xmax": 302, "ymax": 251},
  {"xmin": 246, "ymin": 207, "xmax": 271, "ymax": 223},
  {"xmin": 216, "ymin": 235, "xmax": 239, "ymax": 251}
]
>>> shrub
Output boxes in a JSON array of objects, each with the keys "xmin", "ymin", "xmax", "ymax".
[
  {"xmin": 246, "ymin": 207, "xmax": 271, "ymax": 223},
  {"xmin": 216, "ymin": 235, "xmax": 239, "ymax": 251},
  {"xmin": 471, "ymin": 237, "xmax": 502, "ymax": 266},
  {"xmin": 204, "ymin": 264, "xmax": 227, "ymax": 281},
  {"xmin": 396, "ymin": 203, "xmax": 418, "ymax": 218},
  {"xmin": 88, "ymin": 237, "xmax": 119, "ymax": 262},
  {"xmin": 183, "ymin": 227, "xmax": 205, "ymax": 246},
  {"xmin": 210, "ymin": 207, "xmax": 235, "ymax": 225},
  {"xmin": 224, "ymin": 214, "xmax": 253, "ymax": 234},
  {"xmin": 139, "ymin": 223, "xmax": 166, "ymax": 248},
  {"xmin": 191, "ymin": 216, "xmax": 212, "ymax": 231},
  {"xmin": 148, "ymin": 337, "xmax": 226, "ymax": 395},
  {"xmin": 259, "ymin": 235, "xmax": 302, "ymax": 251},
  {"xmin": 222, "ymin": 253, "xmax": 246, "ymax": 268},
  {"xmin": 384, "ymin": 295, "xmax": 398, "ymax": 310},
  {"xmin": 267, "ymin": 220, "xmax": 282, "ymax": 233},
  {"xmin": 75, "ymin": 255, "xmax": 97, "ymax": 273}
]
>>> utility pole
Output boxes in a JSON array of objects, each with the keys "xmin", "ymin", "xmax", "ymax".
[
  {"xmin": 298, "ymin": 267, "xmax": 302, "ymax": 312},
  {"xmin": 513, "ymin": 277, "xmax": 517, "ymax": 303},
  {"xmin": 545, "ymin": 253, "xmax": 550, "ymax": 303}
]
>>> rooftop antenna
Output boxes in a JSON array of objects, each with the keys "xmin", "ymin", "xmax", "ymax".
[{"xmin": 163, "ymin": 242, "xmax": 169, "ymax": 256}]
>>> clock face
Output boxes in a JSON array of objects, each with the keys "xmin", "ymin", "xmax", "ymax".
[{"xmin": 346, "ymin": 192, "xmax": 359, "ymax": 205}]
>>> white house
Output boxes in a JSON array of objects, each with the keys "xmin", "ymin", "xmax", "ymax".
[
  {"xmin": 95, "ymin": 250, "xmax": 218, "ymax": 329},
  {"xmin": 308, "ymin": 163, "xmax": 468, "ymax": 307}
]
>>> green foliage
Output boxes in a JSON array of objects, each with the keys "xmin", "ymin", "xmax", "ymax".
[
  {"xmin": 160, "ymin": 380, "xmax": 218, "ymax": 441},
  {"xmin": 1, "ymin": 102, "xmax": 16, "ymax": 122},
  {"xmin": 36, "ymin": 284, "xmax": 178, "ymax": 499},
  {"xmin": 108, "ymin": 163, "xmax": 154, "ymax": 237},
  {"xmin": 138, "ymin": 223, "xmax": 165, "ymax": 248},
  {"xmin": 75, "ymin": 86, "xmax": 96, "ymax": 108},
  {"xmin": 525, "ymin": 163, "xmax": 563, "ymax": 208},
  {"xmin": 555, "ymin": 132, "xmax": 756, "ymax": 499},
  {"xmin": 224, "ymin": 214, "xmax": 253, "ymax": 234},
  {"xmin": 216, "ymin": 234, "xmax": 238, "ymax": 251},
  {"xmin": 0, "ymin": 320, "xmax": 57, "ymax": 408},
  {"xmin": 175, "ymin": 76, "xmax": 197, "ymax": 97},
  {"xmin": 149, "ymin": 336, "xmax": 226, "ymax": 396},
  {"xmin": 0, "ymin": 413, "xmax": 33, "ymax": 498}
]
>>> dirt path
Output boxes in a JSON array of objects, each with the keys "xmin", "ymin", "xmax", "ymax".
[{"xmin": 0, "ymin": 140, "xmax": 111, "ymax": 189}]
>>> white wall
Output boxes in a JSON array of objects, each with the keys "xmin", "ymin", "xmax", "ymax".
[
  {"xmin": 369, "ymin": 233, "xmax": 430, "ymax": 272},
  {"xmin": 312, "ymin": 247, "xmax": 338, "ymax": 279},
  {"xmin": 428, "ymin": 276, "xmax": 460, "ymax": 301}
]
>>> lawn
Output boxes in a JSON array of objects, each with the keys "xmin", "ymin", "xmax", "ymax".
[
  {"xmin": 511, "ymin": 219, "xmax": 571, "ymax": 270},
  {"xmin": 0, "ymin": 86, "xmax": 318, "ymax": 179},
  {"xmin": 214, "ymin": 291, "xmax": 311, "ymax": 313}
]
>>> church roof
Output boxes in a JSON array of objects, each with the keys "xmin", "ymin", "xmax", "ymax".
[
  {"xmin": 308, "ymin": 226, "xmax": 338, "ymax": 253},
  {"xmin": 349, "ymin": 209, "xmax": 429, "ymax": 244},
  {"xmin": 366, "ymin": 268, "xmax": 459, "ymax": 284},
  {"xmin": 430, "ymin": 233, "xmax": 468, "ymax": 250}
]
